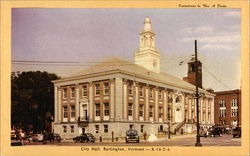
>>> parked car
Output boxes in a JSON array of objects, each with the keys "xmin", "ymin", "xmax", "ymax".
[
  {"xmin": 199, "ymin": 130, "xmax": 209, "ymax": 137},
  {"xmin": 11, "ymin": 131, "xmax": 22, "ymax": 146},
  {"xmin": 73, "ymin": 133, "xmax": 95, "ymax": 143},
  {"xmin": 208, "ymin": 126, "xmax": 223, "ymax": 137},
  {"xmin": 125, "ymin": 129, "xmax": 140, "ymax": 143},
  {"xmin": 46, "ymin": 133, "xmax": 62, "ymax": 142},
  {"xmin": 32, "ymin": 133, "xmax": 44, "ymax": 142},
  {"xmin": 232, "ymin": 127, "xmax": 241, "ymax": 138}
]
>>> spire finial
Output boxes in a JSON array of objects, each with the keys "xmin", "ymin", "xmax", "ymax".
[{"xmin": 144, "ymin": 16, "xmax": 151, "ymax": 31}]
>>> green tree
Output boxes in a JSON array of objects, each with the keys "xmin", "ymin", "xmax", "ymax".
[{"xmin": 11, "ymin": 71, "xmax": 60, "ymax": 133}]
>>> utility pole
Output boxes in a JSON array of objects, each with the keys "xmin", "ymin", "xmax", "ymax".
[{"xmin": 194, "ymin": 40, "xmax": 202, "ymax": 147}]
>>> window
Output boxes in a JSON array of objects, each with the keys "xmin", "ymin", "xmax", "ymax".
[
  {"xmin": 128, "ymin": 83, "xmax": 133, "ymax": 95},
  {"xmin": 149, "ymin": 106, "xmax": 154, "ymax": 117},
  {"xmin": 103, "ymin": 83, "xmax": 109, "ymax": 95},
  {"xmin": 203, "ymin": 112, "xmax": 206, "ymax": 122},
  {"xmin": 128, "ymin": 103, "xmax": 133, "ymax": 116},
  {"xmin": 95, "ymin": 84, "xmax": 100, "ymax": 96},
  {"xmin": 70, "ymin": 87, "xmax": 75, "ymax": 98},
  {"xmin": 219, "ymin": 100, "xmax": 226, "ymax": 107},
  {"xmin": 159, "ymin": 107, "xmax": 163, "ymax": 118},
  {"xmin": 95, "ymin": 104, "xmax": 100, "ymax": 116},
  {"xmin": 168, "ymin": 108, "xmax": 171, "ymax": 119},
  {"xmin": 231, "ymin": 99, "xmax": 238, "ymax": 107},
  {"xmin": 231, "ymin": 108, "xmax": 238, "ymax": 117},
  {"xmin": 82, "ymin": 85, "xmax": 87, "ymax": 97},
  {"xmin": 139, "ymin": 105, "xmax": 144, "ymax": 117},
  {"xmin": 220, "ymin": 109, "xmax": 226, "ymax": 117},
  {"xmin": 149, "ymin": 88, "xmax": 153, "ymax": 99},
  {"xmin": 63, "ymin": 106, "xmax": 68, "ymax": 118},
  {"xmin": 159, "ymin": 125, "xmax": 163, "ymax": 131},
  {"xmin": 63, "ymin": 88, "xmax": 67, "ymax": 99},
  {"xmin": 139, "ymin": 86, "xmax": 143, "ymax": 97},
  {"xmin": 141, "ymin": 125, "xmax": 144, "ymax": 133},
  {"xmin": 219, "ymin": 100, "xmax": 226, "ymax": 117},
  {"xmin": 104, "ymin": 103, "xmax": 110, "ymax": 116},
  {"xmin": 104, "ymin": 125, "xmax": 108, "ymax": 133},
  {"xmin": 208, "ymin": 112, "xmax": 211, "ymax": 122},
  {"xmin": 191, "ymin": 110, "xmax": 194, "ymax": 118},
  {"xmin": 95, "ymin": 125, "xmax": 99, "ymax": 134},
  {"xmin": 70, "ymin": 125, "xmax": 74, "ymax": 133},
  {"xmin": 208, "ymin": 101, "xmax": 211, "ymax": 109},
  {"xmin": 63, "ymin": 126, "xmax": 67, "ymax": 133},
  {"xmin": 70, "ymin": 105, "xmax": 75, "ymax": 118},
  {"xmin": 159, "ymin": 90, "xmax": 162, "ymax": 100}
]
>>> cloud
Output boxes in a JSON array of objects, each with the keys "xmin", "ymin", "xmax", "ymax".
[
  {"xmin": 224, "ymin": 24, "xmax": 240, "ymax": 32},
  {"xmin": 223, "ymin": 11, "xmax": 240, "ymax": 18},
  {"xmin": 200, "ymin": 44, "xmax": 237, "ymax": 51},
  {"xmin": 180, "ymin": 34, "xmax": 240, "ymax": 44},
  {"xmin": 181, "ymin": 26, "xmax": 214, "ymax": 34}
]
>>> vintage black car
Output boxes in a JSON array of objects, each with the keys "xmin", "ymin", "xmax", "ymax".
[
  {"xmin": 73, "ymin": 133, "xmax": 96, "ymax": 143},
  {"xmin": 125, "ymin": 129, "xmax": 140, "ymax": 143},
  {"xmin": 232, "ymin": 127, "xmax": 241, "ymax": 138},
  {"xmin": 208, "ymin": 126, "xmax": 223, "ymax": 137},
  {"xmin": 45, "ymin": 133, "xmax": 62, "ymax": 142}
]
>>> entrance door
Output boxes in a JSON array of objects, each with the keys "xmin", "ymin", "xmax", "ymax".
[
  {"xmin": 82, "ymin": 128, "xmax": 85, "ymax": 134},
  {"xmin": 82, "ymin": 105, "xmax": 88, "ymax": 120},
  {"xmin": 175, "ymin": 107, "xmax": 183, "ymax": 122}
]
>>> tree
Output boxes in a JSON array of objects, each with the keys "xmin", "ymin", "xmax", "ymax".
[{"xmin": 11, "ymin": 71, "xmax": 60, "ymax": 133}]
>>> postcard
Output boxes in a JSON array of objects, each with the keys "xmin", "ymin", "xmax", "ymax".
[{"xmin": 0, "ymin": 0, "xmax": 249, "ymax": 156}]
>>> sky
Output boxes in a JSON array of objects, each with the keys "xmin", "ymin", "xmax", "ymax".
[{"xmin": 12, "ymin": 8, "xmax": 241, "ymax": 92}]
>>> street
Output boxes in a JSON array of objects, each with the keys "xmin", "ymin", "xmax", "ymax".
[{"xmin": 22, "ymin": 134, "xmax": 240, "ymax": 146}]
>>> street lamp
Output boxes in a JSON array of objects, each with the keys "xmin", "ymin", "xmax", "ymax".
[{"xmin": 168, "ymin": 115, "xmax": 172, "ymax": 139}]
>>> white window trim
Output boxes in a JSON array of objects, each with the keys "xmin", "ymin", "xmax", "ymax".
[
  {"xmin": 82, "ymin": 85, "xmax": 88, "ymax": 97},
  {"xmin": 103, "ymin": 83, "xmax": 110, "ymax": 95},
  {"xmin": 95, "ymin": 84, "xmax": 100, "ymax": 96}
]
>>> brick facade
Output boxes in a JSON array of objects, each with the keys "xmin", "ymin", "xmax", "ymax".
[{"xmin": 214, "ymin": 90, "xmax": 241, "ymax": 127}]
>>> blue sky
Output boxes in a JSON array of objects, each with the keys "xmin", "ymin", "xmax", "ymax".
[{"xmin": 12, "ymin": 8, "xmax": 241, "ymax": 91}]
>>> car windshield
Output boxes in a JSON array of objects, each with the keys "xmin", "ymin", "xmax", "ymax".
[
  {"xmin": 126, "ymin": 130, "xmax": 138, "ymax": 135},
  {"xmin": 86, "ymin": 133, "xmax": 93, "ymax": 136}
]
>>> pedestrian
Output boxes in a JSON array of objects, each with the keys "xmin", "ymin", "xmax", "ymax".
[
  {"xmin": 42, "ymin": 130, "xmax": 47, "ymax": 144},
  {"xmin": 20, "ymin": 130, "xmax": 25, "ymax": 145},
  {"xmin": 143, "ymin": 132, "xmax": 147, "ymax": 140}
]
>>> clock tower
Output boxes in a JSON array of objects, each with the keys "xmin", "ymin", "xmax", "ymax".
[
  {"xmin": 183, "ymin": 57, "xmax": 203, "ymax": 88},
  {"xmin": 134, "ymin": 17, "xmax": 160, "ymax": 73}
]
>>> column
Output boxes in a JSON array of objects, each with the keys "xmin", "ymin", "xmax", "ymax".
[
  {"xmin": 163, "ymin": 91, "xmax": 167, "ymax": 121},
  {"xmin": 58, "ymin": 89, "xmax": 62, "ymax": 122},
  {"xmin": 200, "ymin": 98, "xmax": 203, "ymax": 123},
  {"xmin": 115, "ymin": 77, "xmax": 123, "ymax": 120},
  {"xmin": 181, "ymin": 94, "xmax": 185, "ymax": 121},
  {"xmin": 205, "ymin": 98, "xmax": 208, "ymax": 123},
  {"xmin": 135, "ymin": 84, "xmax": 139, "ymax": 120},
  {"xmin": 172, "ymin": 93, "xmax": 175, "ymax": 122},
  {"xmin": 211, "ymin": 98, "xmax": 215, "ymax": 124},
  {"xmin": 188, "ymin": 97, "xmax": 192, "ymax": 120},
  {"xmin": 145, "ymin": 86, "xmax": 149, "ymax": 121},
  {"xmin": 155, "ymin": 89, "xmax": 158, "ymax": 121},
  {"xmin": 110, "ymin": 79, "xmax": 115, "ymax": 120},
  {"xmin": 76, "ymin": 84, "xmax": 80, "ymax": 120},
  {"xmin": 123, "ymin": 82, "xmax": 127, "ymax": 119},
  {"xmin": 89, "ymin": 82, "xmax": 93, "ymax": 121},
  {"xmin": 54, "ymin": 86, "xmax": 58, "ymax": 123}
]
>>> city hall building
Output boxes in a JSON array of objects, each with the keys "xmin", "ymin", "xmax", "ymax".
[{"xmin": 53, "ymin": 17, "xmax": 215, "ymax": 139}]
